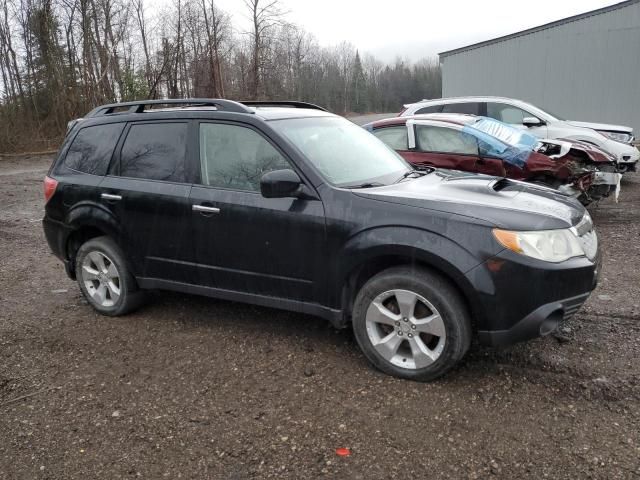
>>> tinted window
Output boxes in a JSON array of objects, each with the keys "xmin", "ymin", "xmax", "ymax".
[
  {"xmin": 64, "ymin": 123, "xmax": 124, "ymax": 175},
  {"xmin": 199, "ymin": 123, "xmax": 290, "ymax": 191},
  {"xmin": 119, "ymin": 123, "xmax": 187, "ymax": 182},
  {"xmin": 416, "ymin": 125, "xmax": 479, "ymax": 155},
  {"xmin": 373, "ymin": 126, "xmax": 409, "ymax": 150},
  {"xmin": 441, "ymin": 102, "xmax": 481, "ymax": 115},
  {"xmin": 487, "ymin": 103, "xmax": 530, "ymax": 124},
  {"xmin": 414, "ymin": 105, "xmax": 442, "ymax": 115}
]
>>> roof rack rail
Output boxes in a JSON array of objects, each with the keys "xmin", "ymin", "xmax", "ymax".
[
  {"xmin": 240, "ymin": 100, "xmax": 328, "ymax": 112},
  {"xmin": 85, "ymin": 98, "xmax": 253, "ymax": 117}
]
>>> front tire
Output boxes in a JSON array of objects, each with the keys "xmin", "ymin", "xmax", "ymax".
[
  {"xmin": 352, "ymin": 266, "xmax": 471, "ymax": 381},
  {"xmin": 76, "ymin": 236, "xmax": 144, "ymax": 316}
]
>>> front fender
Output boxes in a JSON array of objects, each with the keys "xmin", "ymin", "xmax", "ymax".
[{"xmin": 330, "ymin": 226, "xmax": 491, "ymax": 325}]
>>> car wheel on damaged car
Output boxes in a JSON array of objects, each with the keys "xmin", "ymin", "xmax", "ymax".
[{"xmin": 43, "ymin": 98, "xmax": 600, "ymax": 381}]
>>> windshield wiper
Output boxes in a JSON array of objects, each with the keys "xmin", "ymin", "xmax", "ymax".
[
  {"xmin": 394, "ymin": 166, "xmax": 434, "ymax": 183},
  {"xmin": 343, "ymin": 182, "xmax": 386, "ymax": 189}
]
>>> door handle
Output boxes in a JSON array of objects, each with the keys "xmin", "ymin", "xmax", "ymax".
[
  {"xmin": 101, "ymin": 193, "xmax": 122, "ymax": 201},
  {"xmin": 192, "ymin": 204, "xmax": 220, "ymax": 214}
]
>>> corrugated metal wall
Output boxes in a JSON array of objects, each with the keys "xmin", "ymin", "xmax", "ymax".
[{"xmin": 441, "ymin": 1, "xmax": 640, "ymax": 132}]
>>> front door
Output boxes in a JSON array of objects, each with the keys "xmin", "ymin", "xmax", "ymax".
[
  {"xmin": 411, "ymin": 123, "xmax": 479, "ymax": 173},
  {"xmin": 189, "ymin": 121, "xmax": 326, "ymax": 302}
]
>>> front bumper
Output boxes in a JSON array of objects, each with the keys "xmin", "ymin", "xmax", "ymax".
[
  {"xmin": 593, "ymin": 171, "xmax": 621, "ymax": 187},
  {"xmin": 617, "ymin": 146, "xmax": 639, "ymax": 165},
  {"xmin": 477, "ymin": 293, "xmax": 589, "ymax": 346},
  {"xmin": 467, "ymin": 248, "xmax": 599, "ymax": 347}
]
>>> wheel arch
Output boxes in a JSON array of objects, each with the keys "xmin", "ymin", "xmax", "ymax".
[
  {"xmin": 63, "ymin": 203, "xmax": 124, "ymax": 278},
  {"xmin": 337, "ymin": 245, "xmax": 486, "ymax": 331}
]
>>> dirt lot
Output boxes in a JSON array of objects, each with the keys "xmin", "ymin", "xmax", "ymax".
[{"xmin": 1, "ymin": 154, "xmax": 639, "ymax": 479}]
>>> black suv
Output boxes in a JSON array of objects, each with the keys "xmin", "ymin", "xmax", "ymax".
[{"xmin": 43, "ymin": 99, "xmax": 600, "ymax": 381}]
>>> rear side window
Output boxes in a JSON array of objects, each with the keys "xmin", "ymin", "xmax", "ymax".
[
  {"xmin": 416, "ymin": 125, "xmax": 479, "ymax": 155},
  {"xmin": 441, "ymin": 102, "xmax": 481, "ymax": 115},
  {"xmin": 373, "ymin": 126, "xmax": 409, "ymax": 150},
  {"xmin": 119, "ymin": 123, "xmax": 187, "ymax": 182},
  {"xmin": 199, "ymin": 123, "xmax": 291, "ymax": 191},
  {"xmin": 414, "ymin": 105, "xmax": 443, "ymax": 115},
  {"xmin": 64, "ymin": 123, "xmax": 124, "ymax": 175}
]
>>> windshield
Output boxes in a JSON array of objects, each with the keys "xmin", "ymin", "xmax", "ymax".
[
  {"xmin": 470, "ymin": 117, "xmax": 539, "ymax": 150},
  {"xmin": 271, "ymin": 116, "xmax": 410, "ymax": 187},
  {"xmin": 460, "ymin": 117, "xmax": 538, "ymax": 169},
  {"xmin": 517, "ymin": 100, "xmax": 564, "ymax": 121},
  {"xmin": 537, "ymin": 106, "xmax": 564, "ymax": 121}
]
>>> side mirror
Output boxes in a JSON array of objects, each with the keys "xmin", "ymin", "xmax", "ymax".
[
  {"xmin": 260, "ymin": 169, "xmax": 302, "ymax": 198},
  {"xmin": 522, "ymin": 116, "xmax": 543, "ymax": 127}
]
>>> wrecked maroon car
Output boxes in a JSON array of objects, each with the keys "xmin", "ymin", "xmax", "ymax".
[{"xmin": 364, "ymin": 114, "xmax": 619, "ymax": 204}]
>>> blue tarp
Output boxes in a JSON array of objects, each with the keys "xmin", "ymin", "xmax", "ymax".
[{"xmin": 462, "ymin": 117, "xmax": 539, "ymax": 169}]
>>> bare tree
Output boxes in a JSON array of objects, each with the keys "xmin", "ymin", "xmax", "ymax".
[
  {"xmin": 0, "ymin": 0, "xmax": 442, "ymax": 152},
  {"xmin": 243, "ymin": 0, "xmax": 284, "ymax": 99}
]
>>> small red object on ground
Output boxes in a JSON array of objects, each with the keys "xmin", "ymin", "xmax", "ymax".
[{"xmin": 335, "ymin": 448, "xmax": 351, "ymax": 456}]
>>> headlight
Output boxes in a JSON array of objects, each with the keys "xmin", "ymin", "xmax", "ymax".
[
  {"xmin": 597, "ymin": 130, "xmax": 633, "ymax": 144},
  {"xmin": 493, "ymin": 228, "xmax": 584, "ymax": 262}
]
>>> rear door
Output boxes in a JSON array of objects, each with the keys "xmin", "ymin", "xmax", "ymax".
[
  {"xmin": 189, "ymin": 121, "xmax": 326, "ymax": 302},
  {"xmin": 99, "ymin": 121, "xmax": 195, "ymax": 283}
]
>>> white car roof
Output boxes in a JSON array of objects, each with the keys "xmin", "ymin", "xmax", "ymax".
[{"xmin": 404, "ymin": 97, "xmax": 555, "ymax": 121}]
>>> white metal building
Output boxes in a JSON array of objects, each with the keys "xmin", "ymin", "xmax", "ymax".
[{"xmin": 439, "ymin": 0, "xmax": 640, "ymax": 133}]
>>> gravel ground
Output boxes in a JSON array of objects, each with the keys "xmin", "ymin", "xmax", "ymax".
[{"xmin": 1, "ymin": 155, "xmax": 639, "ymax": 479}]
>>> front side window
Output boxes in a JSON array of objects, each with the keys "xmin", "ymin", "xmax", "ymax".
[
  {"xmin": 486, "ymin": 103, "xmax": 531, "ymax": 124},
  {"xmin": 441, "ymin": 102, "xmax": 481, "ymax": 115},
  {"xmin": 199, "ymin": 123, "xmax": 290, "ymax": 191},
  {"xmin": 373, "ymin": 126, "xmax": 409, "ymax": 150},
  {"xmin": 272, "ymin": 116, "xmax": 409, "ymax": 187},
  {"xmin": 64, "ymin": 123, "xmax": 124, "ymax": 175},
  {"xmin": 416, "ymin": 125, "xmax": 479, "ymax": 155},
  {"xmin": 119, "ymin": 123, "xmax": 187, "ymax": 182}
]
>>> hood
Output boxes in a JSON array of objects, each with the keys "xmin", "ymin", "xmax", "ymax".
[
  {"xmin": 353, "ymin": 171, "xmax": 585, "ymax": 231},
  {"xmin": 566, "ymin": 120, "xmax": 633, "ymax": 134},
  {"xmin": 555, "ymin": 138, "xmax": 617, "ymax": 163}
]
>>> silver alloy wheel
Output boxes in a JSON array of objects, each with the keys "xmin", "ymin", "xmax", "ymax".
[
  {"xmin": 81, "ymin": 251, "xmax": 121, "ymax": 308},
  {"xmin": 365, "ymin": 289, "xmax": 446, "ymax": 369}
]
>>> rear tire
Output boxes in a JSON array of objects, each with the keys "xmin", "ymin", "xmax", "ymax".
[
  {"xmin": 76, "ymin": 236, "xmax": 144, "ymax": 316},
  {"xmin": 352, "ymin": 266, "xmax": 471, "ymax": 382}
]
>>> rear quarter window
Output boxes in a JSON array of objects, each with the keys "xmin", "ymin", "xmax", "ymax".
[{"xmin": 63, "ymin": 123, "xmax": 124, "ymax": 175}]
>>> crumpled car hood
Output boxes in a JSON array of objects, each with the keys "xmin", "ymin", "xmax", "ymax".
[
  {"xmin": 566, "ymin": 120, "xmax": 633, "ymax": 134},
  {"xmin": 353, "ymin": 172, "xmax": 585, "ymax": 230},
  {"xmin": 555, "ymin": 138, "xmax": 617, "ymax": 163}
]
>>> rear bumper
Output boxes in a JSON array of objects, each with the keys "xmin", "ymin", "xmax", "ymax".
[{"xmin": 43, "ymin": 216, "xmax": 75, "ymax": 279}]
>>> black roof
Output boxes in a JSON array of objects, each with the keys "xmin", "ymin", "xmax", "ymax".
[{"xmin": 439, "ymin": 0, "xmax": 639, "ymax": 58}]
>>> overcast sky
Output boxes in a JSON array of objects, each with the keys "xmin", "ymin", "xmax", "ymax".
[{"xmin": 204, "ymin": 0, "xmax": 620, "ymax": 62}]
